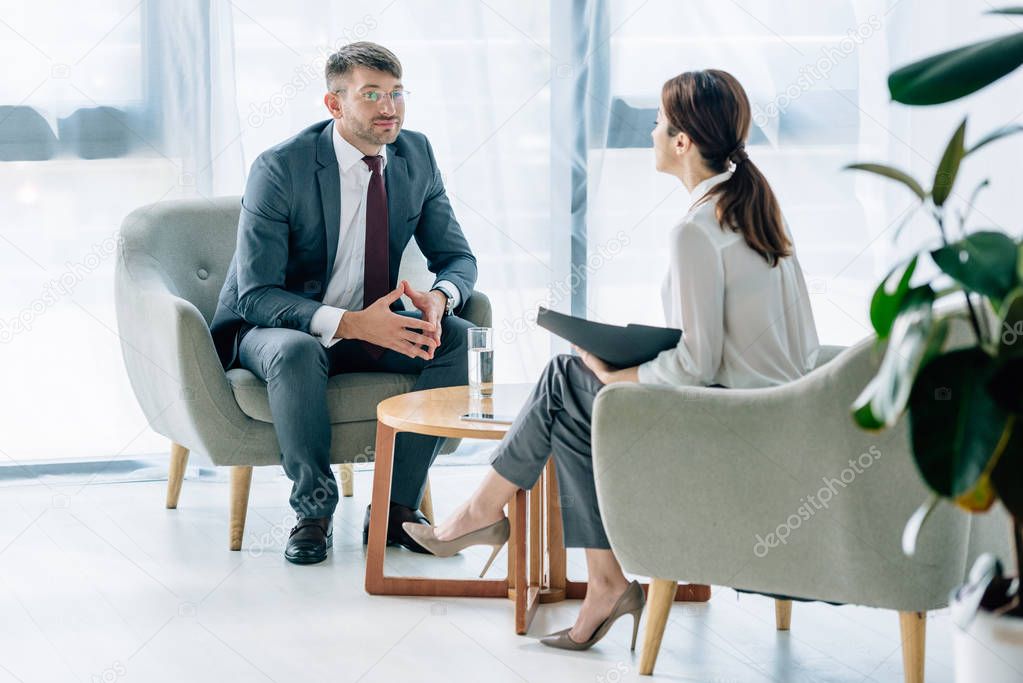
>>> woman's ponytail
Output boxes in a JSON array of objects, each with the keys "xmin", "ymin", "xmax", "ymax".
[{"xmin": 662, "ymin": 70, "xmax": 791, "ymax": 266}]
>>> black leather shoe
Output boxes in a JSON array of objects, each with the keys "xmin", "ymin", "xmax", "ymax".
[
  {"xmin": 363, "ymin": 502, "xmax": 432, "ymax": 554},
  {"xmin": 285, "ymin": 516, "xmax": 332, "ymax": 565}
]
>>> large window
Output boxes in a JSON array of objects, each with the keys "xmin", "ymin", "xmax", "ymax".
[
  {"xmin": 587, "ymin": 0, "xmax": 876, "ymax": 344},
  {"xmin": 0, "ymin": 1, "xmax": 177, "ymax": 462},
  {"xmin": 0, "ymin": 1, "xmax": 553, "ymax": 462},
  {"xmin": 230, "ymin": 0, "xmax": 554, "ymax": 380},
  {"xmin": 1, "ymin": 0, "xmax": 1019, "ymax": 463}
]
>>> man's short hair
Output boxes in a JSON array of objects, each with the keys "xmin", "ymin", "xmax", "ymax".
[{"xmin": 325, "ymin": 42, "xmax": 402, "ymax": 91}]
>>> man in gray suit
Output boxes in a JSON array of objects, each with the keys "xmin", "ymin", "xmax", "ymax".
[{"xmin": 210, "ymin": 42, "xmax": 477, "ymax": 564}]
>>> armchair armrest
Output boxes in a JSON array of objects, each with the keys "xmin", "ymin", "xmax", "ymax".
[
  {"xmin": 458, "ymin": 290, "xmax": 491, "ymax": 328},
  {"xmin": 115, "ymin": 247, "xmax": 251, "ymax": 460}
]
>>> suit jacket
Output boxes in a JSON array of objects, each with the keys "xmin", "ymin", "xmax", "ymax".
[{"xmin": 209, "ymin": 120, "xmax": 478, "ymax": 369}]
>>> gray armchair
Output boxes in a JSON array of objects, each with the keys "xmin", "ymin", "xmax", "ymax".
[
  {"xmin": 592, "ymin": 325, "xmax": 1011, "ymax": 683},
  {"xmin": 114, "ymin": 196, "xmax": 491, "ymax": 549}
]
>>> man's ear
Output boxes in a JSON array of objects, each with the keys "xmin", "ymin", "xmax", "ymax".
[{"xmin": 323, "ymin": 92, "xmax": 343, "ymax": 120}]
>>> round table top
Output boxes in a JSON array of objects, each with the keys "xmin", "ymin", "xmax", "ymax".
[{"xmin": 376, "ymin": 384, "xmax": 533, "ymax": 440}]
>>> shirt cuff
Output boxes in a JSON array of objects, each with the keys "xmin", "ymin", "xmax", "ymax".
[
  {"xmin": 310, "ymin": 305, "xmax": 346, "ymax": 348},
  {"xmin": 431, "ymin": 280, "xmax": 460, "ymax": 310},
  {"xmin": 637, "ymin": 356, "xmax": 671, "ymax": 386},
  {"xmin": 636, "ymin": 359, "xmax": 657, "ymax": 385}
]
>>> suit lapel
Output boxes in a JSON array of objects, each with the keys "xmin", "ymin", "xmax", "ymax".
[
  {"xmin": 316, "ymin": 122, "xmax": 341, "ymax": 280},
  {"xmin": 384, "ymin": 148, "xmax": 408, "ymax": 229}
]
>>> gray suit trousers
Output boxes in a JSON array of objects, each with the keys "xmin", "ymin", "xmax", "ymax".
[
  {"xmin": 239, "ymin": 310, "xmax": 472, "ymax": 518},
  {"xmin": 490, "ymin": 354, "xmax": 610, "ymax": 549}
]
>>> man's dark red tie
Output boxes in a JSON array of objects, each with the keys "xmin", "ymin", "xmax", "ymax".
[{"xmin": 362, "ymin": 154, "xmax": 389, "ymax": 360}]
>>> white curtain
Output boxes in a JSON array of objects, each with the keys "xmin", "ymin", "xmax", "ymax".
[
  {"xmin": 147, "ymin": 0, "xmax": 245, "ymax": 197},
  {"xmin": 3, "ymin": 0, "xmax": 1020, "ymax": 462},
  {"xmin": 586, "ymin": 0, "xmax": 1023, "ymax": 348},
  {"xmin": 0, "ymin": 0, "xmax": 552, "ymax": 461},
  {"xmin": 0, "ymin": 0, "xmax": 244, "ymax": 461},
  {"xmin": 863, "ymin": 0, "xmax": 1023, "ymax": 264},
  {"xmin": 230, "ymin": 0, "xmax": 553, "ymax": 381}
]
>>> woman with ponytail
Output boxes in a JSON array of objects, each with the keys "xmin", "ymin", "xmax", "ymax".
[{"xmin": 402, "ymin": 70, "xmax": 820, "ymax": 652}]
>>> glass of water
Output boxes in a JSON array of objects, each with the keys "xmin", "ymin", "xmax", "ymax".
[{"xmin": 467, "ymin": 327, "xmax": 494, "ymax": 399}]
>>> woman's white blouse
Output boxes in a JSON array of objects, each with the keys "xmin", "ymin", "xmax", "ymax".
[{"xmin": 636, "ymin": 170, "xmax": 820, "ymax": 389}]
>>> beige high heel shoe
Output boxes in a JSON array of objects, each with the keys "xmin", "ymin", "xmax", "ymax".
[
  {"xmin": 402, "ymin": 518, "xmax": 510, "ymax": 578},
  {"xmin": 540, "ymin": 580, "xmax": 646, "ymax": 651}
]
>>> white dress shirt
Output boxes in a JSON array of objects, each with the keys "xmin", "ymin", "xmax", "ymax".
[
  {"xmin": 637, "ymin": 170, "xmax": 820, "ymax": 389},
  {"xmin": 309, "ymin": 122, "xmax": 459, "ymax": 347}
]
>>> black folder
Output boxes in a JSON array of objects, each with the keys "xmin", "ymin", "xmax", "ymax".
[{"xmin": 536, "ymin": 307, "xmax": 682, "ymax": 368}]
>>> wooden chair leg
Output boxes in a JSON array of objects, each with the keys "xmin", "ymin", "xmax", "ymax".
[
  {"xmin": 775, "ymin": 599, "xmax": 792, "ymax": 631},
  {"xmin": 899, "ymin": 611, "xmax": 926, "ymax": 683},
  {"xmin": 420, "ymin": 478, "xmax": 434, "ymax": 524},
  {"xmin": 166, "ymin": 442, "xmax": 189, "ymax": 509},
  {"xmin": 229, "ymin": 466, "xmax": 253, "ymax": 551},
  {"xmin": 639, "ymin": 578, "xmax": 678, "ymax": 675},
  {"xmin": 340, "ymin": 463, "xmax": 354, "ymax": 497}
]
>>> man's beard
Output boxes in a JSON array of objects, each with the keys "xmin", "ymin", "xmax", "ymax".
[{"xmin": 352, "ymin": 115, "xmax": 401, "ymax": 146}]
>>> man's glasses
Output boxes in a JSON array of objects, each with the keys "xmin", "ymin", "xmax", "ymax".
[{"xmin": 335, "ymin": 89, "xmax": 409, "ymax": 105}]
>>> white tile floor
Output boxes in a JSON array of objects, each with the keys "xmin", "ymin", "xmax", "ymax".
[{"xmin": 0, "ymin": 464, "xmax": 955, "ymax": 683}]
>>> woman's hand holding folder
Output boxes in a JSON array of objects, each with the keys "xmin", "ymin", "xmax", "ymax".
[{"xmin": 573, "ymin": 345, "xmax": 639, "ymax": 385}]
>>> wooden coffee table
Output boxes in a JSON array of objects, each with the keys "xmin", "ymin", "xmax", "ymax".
[{"xmin": 364, "ymin": 384, "xmax": 710, "ymax": 634}]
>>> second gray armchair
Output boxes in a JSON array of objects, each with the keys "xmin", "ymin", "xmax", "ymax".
[{"xmin": 591, "ymin": 328, "xmax": 1011, "ymax": 682}]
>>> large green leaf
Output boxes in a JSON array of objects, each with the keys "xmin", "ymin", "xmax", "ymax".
[
  {"xmin": 998, "ymin": 287, "xmax": 1023, "ymax": 358},
  {"xmin": 988, "ymin": 8, "xmax": 1023, "ymax": 15},
  {"xmin": 988, "ymin": 355, "xmax": 1023, "ymax": 413},
  {"xmin": 844, "ymin": 163, "xmax": 927, "ymax": 200},
  {"xmin": 908, "ymin": 348, "xmax": 1010, "ymax": 497},
  {"xmin": 1017, "ymin": 241, "xmax": 1023, "ymax": 283},
  {"xmin": 966, "ymin": 123, "xmax": 1023, "ymax": 156},
  {"xmin": 930, "ymin": 231, "xmax": 1018, "ymax": 305},
  {"xmin": 852, "ymin": 291, "xmax": 938, "ymax": 429},
  {"xmin": 991, "ymin": 419, "xmax": 1023, "ymax": 521},
  {"xmin": 889, "ymin": 31, "xmax": 1023, "ymax": 105},
  {"xmin": 989, "ymin": 283, "xmax": 1023, "ymax": 517},
  {"xmin": 932, "ymin": 119, "xmax": 967, "ymax": 206},
  {"xmin": 870, "ymin": 256, "xmax": 920, "ymax": 338}
]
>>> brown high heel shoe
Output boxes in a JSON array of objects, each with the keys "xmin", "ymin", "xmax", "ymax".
[
  {"xmin": 540, "ymin": 580, "xmax": 646, "ymax": 651},
  {"xmin": 402, "ymin": 518, "xmax": 510, "ymax": 578}
]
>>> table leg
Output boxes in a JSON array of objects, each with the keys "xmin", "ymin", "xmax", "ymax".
[
  {"xmin": 365, "ymin": 425, "xmax": 509, "ymax": 598},
  {"xmin": 365, "ymin": 423, "xmax": 396, "ymax": 595},
  {"xmin": 543, "ymin": 461, "xmax": 566, "ymax": 603},
  {"xmin": 511, "ymin": 480, "xmax": 544, "ymax": 635},
  {"xmin": 529, "ymin": 478, "xmax": 543, "ymax": 588},
  {"xmin": 506, "ymin": 497, "xmax": 516, "ymax": 581},
  {"xmin": 510, "ymin": 489, "xmax": 527, "ymax": 633}
]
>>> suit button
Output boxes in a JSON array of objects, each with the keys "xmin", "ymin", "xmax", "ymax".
[{"xmin": 196, "ymin": 268, "xmax": 209, "ymax": 280}]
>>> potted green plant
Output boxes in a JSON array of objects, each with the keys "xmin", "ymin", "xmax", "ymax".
[{"xmin": 847, "ymin": 7, "xmax": 1023, "ymax": 681}]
